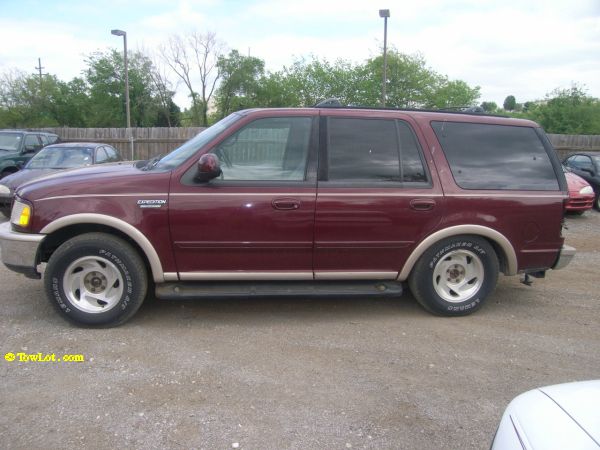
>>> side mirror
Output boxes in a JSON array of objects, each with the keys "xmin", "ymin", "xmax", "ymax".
[{"xmin": 195, "ymin": 154, "xmax": 222, "ymax": 182}]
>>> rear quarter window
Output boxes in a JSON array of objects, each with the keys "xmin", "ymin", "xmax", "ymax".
[{"xmin": 431, "ymin": 121, "xmax": 559, "ymax": 190}]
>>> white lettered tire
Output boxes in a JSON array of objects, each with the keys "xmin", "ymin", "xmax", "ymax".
[
  {"xmin": 408, "ymin": 235, "xmax": 499, "ymax": 316},
  {"xmin": 44, "ymin": 233, "xmax": 148, "ymax": 326}
]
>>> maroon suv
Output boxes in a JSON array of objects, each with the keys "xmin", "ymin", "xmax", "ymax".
[{"xmin": 0, "ymin": 106, "xmax": 575, "ymax": 326}]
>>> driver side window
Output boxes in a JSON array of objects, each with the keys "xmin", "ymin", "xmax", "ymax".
[
  {"xmin": 24, "ymin": 134, "xmax": 40, "ymax": 151},
  {"xmin": 213, "ymin": 117, "xmax": 311, "ymax": 181}
]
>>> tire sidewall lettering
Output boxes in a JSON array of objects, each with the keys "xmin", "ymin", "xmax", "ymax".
[{"xmin": 52, "ymin": 245, "xmax": 136, "ymax": 317}]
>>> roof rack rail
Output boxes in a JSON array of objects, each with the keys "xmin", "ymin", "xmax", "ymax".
[{"xmin": 311, "ymin": 98, "xmax": 504, "ymax": 117}]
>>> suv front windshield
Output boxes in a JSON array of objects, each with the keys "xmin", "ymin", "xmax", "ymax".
[
  {"xmin": 0, "ymin": 133, "xmax": 23, "ymax": 151},
  {"xmin": 153, "ymin": 113, "xmax": 242, "ymax": 171}
]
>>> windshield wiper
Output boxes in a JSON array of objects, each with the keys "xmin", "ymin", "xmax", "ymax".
[{"xmin": 142, "ymin": 155, "xmax": 162, "ymax": 171}]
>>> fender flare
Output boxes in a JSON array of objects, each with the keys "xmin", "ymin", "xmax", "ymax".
[
  {"xmin": 397, "ymin": 225, "xmax": 518, "ymax": 281},
  {"xmin": 40, "ymin": 213, "xmax": 166, "ymax": 283}
]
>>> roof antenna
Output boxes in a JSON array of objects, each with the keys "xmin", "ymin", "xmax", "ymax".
[{"xmin": 314, "ymin": 98, "xmax": 342, "ymax": 108}]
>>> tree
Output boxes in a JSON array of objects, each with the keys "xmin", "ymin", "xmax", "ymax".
[
  {"xmin": 147, "ymin": 53, "xmax": 180, "ymax": 127},
  {"xmin": 527, "ymin": 86, "xmax": 600, "ymax": 134},
  {"xmin": 481, "ymin": 101, "xmax": 498, "ymax": 113},
  {"xmin": 0, "ymin": 69, "xmax": 88, "ymax": 127},
  {"xmin": 85, "ymin": 49, "xmax": 174, "ymax": 127},
  {"xmin": 503, "ymin": 95, "xmax": 516, "ymax": 111},
  {"xmin": 428, "ymin": 79, "xmax": 480, "ymax": 109},
  {"xmin": 215, "ymin": 50, "xmax": 265, "ymax": 117},
  {"xmin": 160, "ymin": 31, "xmax": 223, "ymax": 126}
]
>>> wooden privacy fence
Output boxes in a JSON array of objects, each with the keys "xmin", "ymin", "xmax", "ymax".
[
  {"xmin": 547, "ymin": 134, "xmax": 600, "ymax": 160},
  {"xmin": 41, "ymin": 127, "xmax": 206, "ymax": 160},
  {"xmin": 40, "ymin": 127, "xmax": 600, "ymax": 161}
]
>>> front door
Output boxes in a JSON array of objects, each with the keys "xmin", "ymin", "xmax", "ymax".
[{"xmin": 169, "ymin": 114, "xmax": 318, "ymax": 280}]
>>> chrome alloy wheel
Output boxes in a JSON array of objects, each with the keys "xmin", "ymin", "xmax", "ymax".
[
  {"xmin": 62, "ymin": 256, "xmax": 124, "ymax": 313},
  {"xmin": 432, "ymin": 249, "xmax": 484, "ymax": 303}
]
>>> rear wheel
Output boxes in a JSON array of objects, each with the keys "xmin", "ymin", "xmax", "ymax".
[
  {"xmin": 595, "ymin": 193, "xmax": 600, "ymax": 211},
  {"xmin": 409, "ymin": 235, "xmax": 499, "ymax": 316},
  {"xmin": 44, "ymin": 233, "xmax": 148, "ymax": 327}
]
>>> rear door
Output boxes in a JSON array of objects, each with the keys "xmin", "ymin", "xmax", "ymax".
[
  {"xmin": 313, "ymin": 113, "xmax": 444, "ymax": 279},
  {"xmin": 169, "ymin": 113, "xmax": 319, "ymax": 279}
]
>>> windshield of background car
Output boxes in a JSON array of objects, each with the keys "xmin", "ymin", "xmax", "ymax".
[
  {"xmin": 593, "ymin": 156, "xmax": 600, "ymax": 168},
  {"xmin": 26, "ymin": 146, "xmax": 93, "ymax": 169},
  {"xmin": 0, "ymin": 133, "xmax": 22, "ymax": 151},
  {"xmin": 153, "ymin": 113, "xmax": 242, "ymax": 170}
]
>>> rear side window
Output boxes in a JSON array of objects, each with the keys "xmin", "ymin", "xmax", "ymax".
[
  {"xmin": 326, "ymin": 117, "xmax": 428, "ymax": 184},
  {"xmin": 431, "ymin": 122, "xmax": 559, "ymax": 190}
]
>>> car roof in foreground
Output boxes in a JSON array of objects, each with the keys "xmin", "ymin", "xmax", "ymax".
[{"xmin": 237, "ymin": 107, "xmax": 540, "ymax": 127}]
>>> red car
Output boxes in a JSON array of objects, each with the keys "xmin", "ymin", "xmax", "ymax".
[
  {"xmin": 564, "ymin": 168, "xmax": 594, "ymax": 214},
  {"xmin": 0, "ymin": 105, "xmax": 575, "ymax": 326}
]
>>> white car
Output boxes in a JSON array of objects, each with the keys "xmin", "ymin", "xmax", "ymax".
[{"xmin": 491, "ymin": 380, "xmax": 600, "ymax": 449}]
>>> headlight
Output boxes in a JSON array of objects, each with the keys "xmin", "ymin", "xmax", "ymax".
[
  {"xmin": 10, "ymin": 199, "xmax": 32, "ymax": 228},
  {"xmin": 579, "ymin": 186, "xmax": 594, "ymax": 195},
  {"xmin": 0, "ymin": 184, "xmax": 10, "ymax": 195}
]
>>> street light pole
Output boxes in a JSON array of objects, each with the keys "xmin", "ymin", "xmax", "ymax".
[
  {"xmin": 111, "ymin": 29, "xmax": 133, "ymax": 160},
  {"xmin": 379, "ymin": 9, "xmax": 390, "ymax": 107}
]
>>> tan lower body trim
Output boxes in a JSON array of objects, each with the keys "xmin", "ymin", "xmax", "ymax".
[
  {"xmin": 178, "ymin": 271, "xmax": 314, "ymax": 281},
  {"xmin": 314, "ymin": 271, "xmax": 398, "ymax": 280}
]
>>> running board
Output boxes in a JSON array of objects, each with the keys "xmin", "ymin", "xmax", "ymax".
[{"xmin": 155, "ymin": 280, "xmax": 403, "ymax": 300}]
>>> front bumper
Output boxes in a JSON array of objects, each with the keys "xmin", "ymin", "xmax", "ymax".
[
  {"xmin": 0, "ymin": 222, "xmax": 45, "ymax": 279},
  {"xmin": 553, "ymin": 244, "xmax": 576, "ymax": 270}
]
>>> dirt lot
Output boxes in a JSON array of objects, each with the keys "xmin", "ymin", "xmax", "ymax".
[{"xmin": 0, "ymin": 213, "xmax": 598, "ymax": 450}]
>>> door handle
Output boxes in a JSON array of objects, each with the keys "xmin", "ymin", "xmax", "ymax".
[
  {"xmin": 410, "ymin": 198, "xmax": 436, "ymax": 211},
  {"xmin": 272, "ymin": 198, "xmax": 301, "ymax": 210}
]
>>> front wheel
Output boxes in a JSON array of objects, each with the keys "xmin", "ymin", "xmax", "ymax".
[
  {"xmin": 44, "ymin": 233, "xmax": 148, "ymax": 327},
  {"xmin": 595, "ymin": 193, "xmax": 600, "ymax": 211},
  {"xmin": 408, "ymin": 235, "xmax": 499, "ymax": 316}
]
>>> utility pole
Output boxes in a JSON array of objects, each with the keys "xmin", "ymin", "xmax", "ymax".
[
  {"xmin": 379, "ymin": 10, "xmax": 390, "ymax": 107},
  {"xmin": 34, "ymin": 57, "xmax": 45, "ymax": 88}
]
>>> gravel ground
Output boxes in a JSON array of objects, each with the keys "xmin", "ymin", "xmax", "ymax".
[{"xmin": 0, "ymin": 212, "xmax": 599, "ymax": 450}]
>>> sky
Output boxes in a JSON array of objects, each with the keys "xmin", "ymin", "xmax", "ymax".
[{"xmin": 0, "ymin": 0, "xmax": 599, "ymax": 109}]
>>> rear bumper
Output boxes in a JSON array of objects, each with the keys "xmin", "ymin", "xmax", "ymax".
[
  {"xmin": 0, "ymin": 222, "xmax": 45, "ymax": 279},
  {"xmin": 552, "ymin": 244, "xmax": 576, "ymax": 270},
  {"xmin": 564, "ymin": 194, "xmax": 594, "ymax": 211}
]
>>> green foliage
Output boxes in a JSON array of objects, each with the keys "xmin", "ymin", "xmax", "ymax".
[
  {"xmin": 527, "ymin": 86, "xmax": 600, "ymax": 134},
  {"xmin": 213, "ymin": 50, "xmax": 481, "ymax": 113},
  {"xmin": 215, "ymin": 50, "xmax": 266, "ymax": 118},
  {"xmin": 503, "ymin": 95, "xmax": 516, "ymax": 111},
  {"xmin": 84, "ymin": 49, "xmax": 174, "ymax": 127},
  {"xmin": 0, "ymin": 49, "xmax": 179, "ymax": 128},
  {"xmin": 481, "ymin": 101, "xmax": 498, "ymax": 112}
]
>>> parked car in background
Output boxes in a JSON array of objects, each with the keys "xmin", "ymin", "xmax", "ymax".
[
  {"xmin": 0, "ymin": 130, "xmax": 60, "ymax": 179},
  {"xmin": 491, "ymin": 380, "xmax": 600, "ymax": 449},
  {"xmin": 563, "ymin": 166, "xmax": 595, "ymax": 214},
  {"xmin": 0, "ymin": 142, "xmax": 122, "ymax": 218},
  {"xmin": 563, "ymin": 152, "xmax": 600, "ymax": 210}
]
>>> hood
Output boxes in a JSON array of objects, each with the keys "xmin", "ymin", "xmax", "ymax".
[
  {"xmin": 540, "ymin": 380, "xmax": 600, "ymax": 445},
  {"xmin": 16, "ymin": 161, "xmax": 170, "ymax": 202},
  {"xmin": 565, "ymin": 171, "xmax": 592, "ymax": 193},
  {"xmin": 0, "ymin": 168, "xmax": 57, "ymax": 192},
  {"xmin": 495, "ymin": 380, "xmax": 600, "ymax": 449},
  {"xmin": 0, "ymin": 149, "xmax": 20, "ymax": 159}
]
